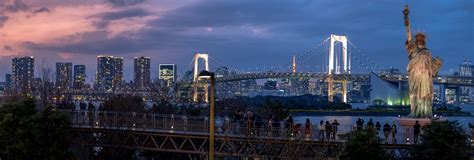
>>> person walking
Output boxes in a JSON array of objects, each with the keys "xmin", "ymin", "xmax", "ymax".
[
  {"xmin": 325, "ymin": 121, "xmax": 332, "ymax": 141},
  {"xmin": 383, "ymin": 122, "xmax": 391, "ymax": 143},
  {"xmin": 318, "ymin": 120, "xmax": 325, "ymax": 141},
  {"xmin": 413, "ymin": 121, "xmax": 421, "ymax": 144},
  {"xmin": 331, "ymin": 119, "xmax": 339, "ymax": 140},
  {"xmin": 391, "ymin": 122, "xmax": 398, "ymax": 144},
  {"xmin": 304, "ymin": 118, "xmax": 311, "ymax": 139}
]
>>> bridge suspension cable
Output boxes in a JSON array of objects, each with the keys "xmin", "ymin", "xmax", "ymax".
[
  {"xmin": 207, "ymin": 56, "xmax": 246, "ymax": 74},
  {"xmin": 347, "ymin": 39, "xmax": 385, "ymax": 73},
  {"xmin": 291, "ymin": 44, "xmax": 329, "ymax": 73},
  {"xmin": 349, "ymin": 51, "xmax": 376, "ymax": 73},
  {"xmin": 262, "ymin": 37, "xmax": 331, "ymax": 72}
]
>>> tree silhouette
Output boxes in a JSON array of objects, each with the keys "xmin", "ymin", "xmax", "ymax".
[
  {"xmin": 101, "ymin": 94, "xmax": 146, "ymax": 112},
  {"xmin": 340, "ymin": 129, "xmax": 389, "ymax": 160},
  {"xmin": 0, "ymin": 99, "xmax": 72, "ymax": 159},
  {"xmin": 256, "ymin": 98, "xmax": 289, "ymax": 121},
  {"xmin": 413, "ymin": 120, "xmax": 470, "ymax": 159}
]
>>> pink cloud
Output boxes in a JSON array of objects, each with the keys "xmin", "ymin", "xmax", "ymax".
[
  {"xmin": 0, "ymin": 1, "xmax": 166, "ymax": 57},
  {"xmin": 57, "ymin": 52, "xmax": 75, "ymax": 60}
]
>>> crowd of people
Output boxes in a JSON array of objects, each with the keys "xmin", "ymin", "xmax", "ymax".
[
  {"xmin": 355, "ymin": 118, "xmax": 423, "ymax": 144},
  {"xmin": 230, "ymin": 110, "xmax": 424, "ymax": 144},
  {"xmin": 356, "ymin": 118, "xmax": 398, "ymax": 144},
  {"xmin": 231, "ymin": 110, "xmax": 341, "ymax": 141}
]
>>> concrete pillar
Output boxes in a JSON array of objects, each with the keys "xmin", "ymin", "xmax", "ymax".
[
  {"xmin": 342, "ymin": 80, "xmax": 347, "ymax": 103},
  {"xmin": 398, "ymin": 81, "xmax": 403, "ymax": 91},
  {"xmin": 327, "ymin": 75, "xmax": 334, "ymax": 102},
  {"xmin": 440, "ymin": 84, "xmax": 446, "ymax": 104},
  {"xmin": 455, "ymin": 86, "xmax": 460, "ymax": 104}
]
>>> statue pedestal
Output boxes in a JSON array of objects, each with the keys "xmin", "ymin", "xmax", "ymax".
[
  {"xmin": 398, "ymin": 118, "xmax": 432, "ymax": 126},
  {"xmin": 396, "ymin": 118, "xmax": 432, "ymax": 144}
]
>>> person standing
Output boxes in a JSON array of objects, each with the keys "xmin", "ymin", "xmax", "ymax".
[
  {"xmin": 183, "ymin": 116, "xmax": 188, "ymax": 132},
  {"xmin": 286, "ymin": 116, "xmax": 294, "ymax": 137},
  {"xmin": 367, "ymin": 118, "xmax": 374, "ymax": 129},
  {"xmin": 245, "ymin": 110, "xmax": 253, "ymax": 135},
  {"xmin": 383, "ymin": 122, "xmax": 391, "ymax": 144},
  {"xmin": 413, "ymin": 121, "xmax": 421, "ymax": 144},
  {"xmin": 325, "ymin": 121, "xmax": 332, "ymax": 141},
  {"xmin": 375, "ymin": 121, "xmax": 381, "ymax": 137},
  {"xmin": 331, "ymin": 119, "xmax": 339, "ymax": 140},
  {"xmin": 375, "ymin": 121, "xmax": 381, "ymax": 132},
  {"xmin": 391, "ymin": 122, "xmax": 398, "ymax": 144},
  {"xmin": 356, "ymin": 118, "xmax": 364, "ymax": 131},
  {"xmin": 267, "ymin": 116, "xmax": 273, "ymax": 137},
  {"xmin": 318, "ymin": 120, "xmax": 325, "ymax": 141},
  {"xmin": 304, "ymin": 118, "xmax": 311, "ymax": 139}
]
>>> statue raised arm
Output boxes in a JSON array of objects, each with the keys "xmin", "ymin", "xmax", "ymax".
[{"xmin": 403, "ymin": 5, "xmax": 412, "ymax": 42}]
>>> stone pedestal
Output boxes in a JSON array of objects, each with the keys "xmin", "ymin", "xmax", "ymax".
[
  {"xmin": 398, "ymin": 118, "xmax": 432, "ymax": 127},
  {"xmin": 397, "ymin": 118, "xmax": 432, "ymax": 144}
]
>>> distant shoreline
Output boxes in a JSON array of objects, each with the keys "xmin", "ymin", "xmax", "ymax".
[{"xmin": 290, "ymin": 109, "xmax": 472, "ymax": 117}]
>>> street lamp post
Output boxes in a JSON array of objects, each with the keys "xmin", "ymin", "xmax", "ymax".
[{"xmin": 198, "ymin": 70, "xmax": 215, "ymax": 160}]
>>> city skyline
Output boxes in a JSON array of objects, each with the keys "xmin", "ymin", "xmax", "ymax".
[{"xmin": 0, "ymin": 0, "xmax": 472, "ymax": 81}]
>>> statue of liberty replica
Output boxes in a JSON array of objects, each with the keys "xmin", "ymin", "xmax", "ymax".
[{"xmin": 403, "ymin": 5, "xmax": 443, "ymax": 118}]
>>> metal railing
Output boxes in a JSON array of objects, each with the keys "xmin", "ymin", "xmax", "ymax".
[
  {"xmin": 62, "ymin": 110, "xmax": 474, "ymax": 145},
  {"xmin": 64, "ymin": 110, "xmax": 356, "ymax": 140}
]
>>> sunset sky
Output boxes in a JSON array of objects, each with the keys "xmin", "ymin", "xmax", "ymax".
[{"xmin": 0, "ymin": 0, "xmax": 472, "ymax": 81}]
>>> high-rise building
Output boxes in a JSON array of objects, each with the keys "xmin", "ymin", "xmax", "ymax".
[
  {"xmin": 5, "ymin": 74, "xmax": 12, "ymax": 91},
  {"xmin": 459, "ymin": 60, "xmax": 474, "ymax": 102},
  {"xmin": 113, "ymin": 57, "xmax": 123, "ymax": 88},
  {"xmin": 12, "ymin": 56, "xmax": 34, "ymax": 94},
  {"xmin": 55, "ymin": 62, "xmax": 73, "ymax": 89},
  {"xmin": 159, "ymin": 64, "xmax": 177, "ymax": 86},
  {"xmin": 95, "ymin": 55, "xmax": 123, "ymax": 91},
  {"xmin": 133, "ymin": 57, "xmax": 151, "ymax": 89},
  {"xmin": 0, "ymin": 82, "xmax": 4, "ymax": 94},
  {"xmin": 263, "ymin": 80, "xmax": 277, "ymax": 90},
  {"xmin": 73, "ymin": 65, "xmax": 86, "ymax": 90},
  {"xmin": 459, "ymin": 60, "xmax": 474, "ymax": 76}
]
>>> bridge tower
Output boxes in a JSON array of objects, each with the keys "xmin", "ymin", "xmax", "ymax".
[
  {"xmin": 327, "ymin": 34, "xmax": 350, "ymax": 103},
  {"xmin": 193, "ymin": 53, "xmax": 209, "ymax": 102}
]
